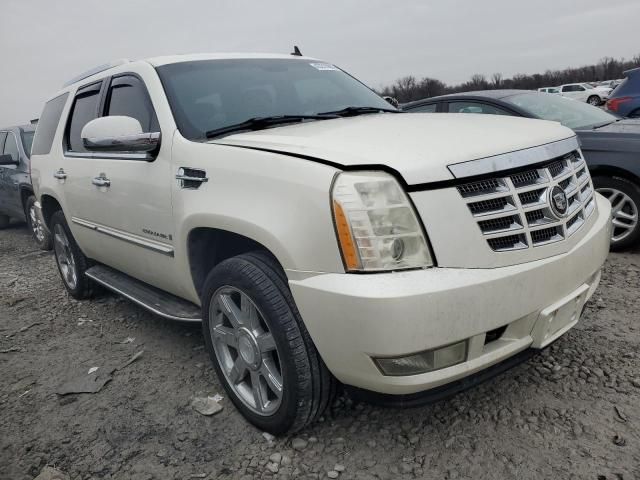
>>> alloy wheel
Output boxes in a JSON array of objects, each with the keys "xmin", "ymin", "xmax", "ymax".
[
  {"xmin": 597, "ymin": 187, "xmax": 639, "ymax": 243},
  {"xmin": 53, "ymin": 224, "xmax": 78, "ymax": 289},
  {"xmin": 29, "ymin": 205, "xmax": 46, "ymax": 243},
  {"xmin": 209, "ymin": 286, "xmax": 283, "ymax": 416},
  {"xmin": 588, "ymin": 96, "xmax": 600, "ymax": 106}
]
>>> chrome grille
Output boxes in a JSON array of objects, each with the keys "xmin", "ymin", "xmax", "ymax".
[{"xmin": 457, "ymin": 151, "xmax": 596, "ymax": 252}]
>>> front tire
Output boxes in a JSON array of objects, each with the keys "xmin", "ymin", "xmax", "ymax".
[
  {"xmin": 587, "ymin": 95, "xmax": 601, "ymax": 106},
  {"xmin": 50, "ymin": 210, "xmax": 94, "ymax": 299},
  {"xmin": 0, "ymin": 214, "xmax": 9, "ymax": 229},
  {"xmin": 594, "ymin": 176, "xmax": 640, "ymax": 250},
  {"xmin": 25, "ymin": 196, "xmax": 52, "ymax": 251},
  {"xmin": 201, "ymin": 252, "xmax": 336, "ymax": 434}
]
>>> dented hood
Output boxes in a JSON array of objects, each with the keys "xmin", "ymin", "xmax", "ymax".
[{"xmin": 213, "ymin": 113, "xmax": 576, "ymax": 185}]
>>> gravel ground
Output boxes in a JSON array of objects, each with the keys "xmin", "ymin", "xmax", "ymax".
[{"xmin": 1, "ymin": 221, "xmax": 639, "ymax": 480}]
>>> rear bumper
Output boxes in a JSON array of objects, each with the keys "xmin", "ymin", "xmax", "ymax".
[{"xmin": 289, "ymin": 194, "xmax": 611, "ymax": 395}]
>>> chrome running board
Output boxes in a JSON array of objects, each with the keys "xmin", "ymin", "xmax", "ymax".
[{"xmin": 85, "ymin": 265, "xmax": 201, "ymax": 322}]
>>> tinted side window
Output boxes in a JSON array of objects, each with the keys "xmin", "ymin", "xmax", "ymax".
[
  {"xmin": 409, "ymin": 103, "xmax": 438, "ymax": 113},
  {"xmin": 32, "ymin": 93, "xmax": 69, "ymax": 156},
  {"xmin": 105, "ymin": 76, "xmax": 158, "ymax": 132},
  {"xmin": 67, "ymin": 83, "xmax": 102, "ymax": 152},
  {"xmin": 3, "ymin": 133, "xmax": 19, "ymax": 162},
  {"xmin": 21, "ymin": 131, "xmax": 35, "ymax": 157},
  {"xmin": 449, "ymin": 101, "xmax": 509, "ymax": 115}
]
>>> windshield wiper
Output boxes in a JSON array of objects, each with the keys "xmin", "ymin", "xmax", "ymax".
[
  {"xmin": 205, "ymin": 115, "xmax": 337, "ymax": 139},
  {"xmin": 317, "ymin": 106, "xmax": 399, "ymax": 117}
]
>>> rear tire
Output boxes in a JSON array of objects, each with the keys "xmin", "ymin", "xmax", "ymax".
[
  {"xmin": 201, "ymin": 251, "xmax": 336, "ymax": 434},
  {"xmin": 594, "ymin": 175, "xmax": 640, "ymax": 250},
  {"xmin": 587, "ymin": 95, "xmax": 601, "ymax": 106},
  {"xmin": 0, "ymin": 214, "xmax": 9, "ymax": 229},
  {"xmin": 25, "ymin": 196, "xmax": 52, "ymax": 251},
  {"xmin": 50, "ymin": 210, "xmax": 94, "ymax": 299}
]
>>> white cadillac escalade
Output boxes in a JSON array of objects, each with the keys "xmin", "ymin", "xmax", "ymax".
[{"xmin": 30, "ymin": 54, "xmax": 611, "ymax": 433}]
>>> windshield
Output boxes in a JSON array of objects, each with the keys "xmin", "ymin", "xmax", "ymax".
[
  {"xmin": 504, "ymin": 92, "xmax": 618, "ymax": 129},
  {"xmin": 20, "ymin": 130, "xmax": 35, "ymax": 157},
  {"xmin": 156, "ymin": 58, "xmax": 394, "ymax": 140}
]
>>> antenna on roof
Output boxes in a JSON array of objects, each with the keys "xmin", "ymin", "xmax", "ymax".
[{"xmin": 291, "ymin": 46, "xmax": 302, "ymax": 56}]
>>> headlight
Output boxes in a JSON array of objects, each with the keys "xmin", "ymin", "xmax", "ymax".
[{"xmin": 331, "ymin": 171, "xmax": 433, "ymax": 272}]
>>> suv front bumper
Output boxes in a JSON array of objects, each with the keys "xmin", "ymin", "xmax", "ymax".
[{"xmin": 289, "ymin": 194, "xmax": 611, "ymax": 395}]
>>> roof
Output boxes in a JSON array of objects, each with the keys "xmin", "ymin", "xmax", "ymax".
[
  {"xmin": 402, "ymin": 89, "xmax": 531, "ymax": 108},
  {"xmin": 623, "ymin": 67, "xmax": 640, "ymax": 76},
  {"xmin": 0, "ymin": 124, "xmax": 35, "ymax": 133},
  {"xmin": 146, "ymin": 52, "xmax": 318, "ymax": 67},
  {"xmin": 60, "ymin": 53, "xmax": 321, "ymax": 92}
]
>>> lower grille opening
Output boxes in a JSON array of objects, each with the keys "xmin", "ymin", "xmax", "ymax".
[{"xmin": 485, "ymin": 326, "xmax": 508, "ymax": 345}]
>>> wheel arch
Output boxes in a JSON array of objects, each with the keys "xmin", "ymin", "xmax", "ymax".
[
  {"xmin": 19, "ymin": 185, "xmax": 34, "ymax": 212},
  {"xmin": 40, "ymin": 194, "xmax": 63, "ymax": 230},
  {"xmin": 590, "ymin": 165, "xmax": 640, "ymax": 189},
  {"xmin": 186, "ymin": 226, "xmax": 288, "ymax": 299}
]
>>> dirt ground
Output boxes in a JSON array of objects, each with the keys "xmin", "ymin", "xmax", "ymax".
[{"xmin": 0, "ymin": 221, "xmax": 638, "ymax": 480}]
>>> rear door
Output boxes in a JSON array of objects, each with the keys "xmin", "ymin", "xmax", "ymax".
[{"xmin": 61, "ymin": 68, "xmax": 178, "ymax": 294}]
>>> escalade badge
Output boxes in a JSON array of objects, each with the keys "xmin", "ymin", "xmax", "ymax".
[{"xmin": 549, "ymin": 185, "xmax": 568, "ymax": 218}]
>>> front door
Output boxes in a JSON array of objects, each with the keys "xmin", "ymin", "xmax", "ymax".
[
  {"xmin": 0, "ymin": 131, "xmax": 25, "ymax": 218},
  {"xmin": 61, "ymin": 69, "xmax": 179, "ymax": 295}
]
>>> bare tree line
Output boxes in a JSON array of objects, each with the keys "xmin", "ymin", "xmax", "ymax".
[{"xmin": 380, "ymin": 55, "xmax": 640, "ymax": 103}]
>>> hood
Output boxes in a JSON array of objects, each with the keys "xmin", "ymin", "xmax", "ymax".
[
  {"xmin": 576, "ymin": 118, "xmax": 640, "ymax": 153},
  {"xmin": 212, "ymin": 113, "xmax": 575, "ymax": 185}
]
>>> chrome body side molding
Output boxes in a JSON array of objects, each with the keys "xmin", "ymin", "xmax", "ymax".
[{"xmin": 71, "ymin": 217, "xmax": 174, "ymax": 256}]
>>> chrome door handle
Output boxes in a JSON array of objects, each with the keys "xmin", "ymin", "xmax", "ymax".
[
  {"xmin": 175, "ymin": 174, "xmax": 209, "ymax": 182},
  {"xmin": 53, "ymin": 168, "xmax": 67, "ymax": 180},
  {"xmin": 92, "ymin": 174, "xmax": 111, "ymax": 187}
]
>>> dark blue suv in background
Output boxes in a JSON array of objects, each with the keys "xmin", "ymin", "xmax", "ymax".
[
  {"xmin": 0, "ymin": 124, "xmax": 52, "ymax": 249},
  {"xmin": 606, "ymin": 67, "xmax": 640, "ymax": 118}
]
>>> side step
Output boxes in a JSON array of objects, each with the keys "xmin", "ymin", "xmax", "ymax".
[{"xmin": 85, "ymin": 265, "xmax": 201, "ymax": 322}]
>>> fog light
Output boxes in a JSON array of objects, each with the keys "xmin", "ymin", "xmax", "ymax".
[{"xmin": 374, "ymin": 341, "xmax": 467, "ymax": 376}]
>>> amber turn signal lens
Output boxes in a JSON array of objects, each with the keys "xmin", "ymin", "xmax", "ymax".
[{"xmin": 333, "ymin": 200, "xmax": 360, "ymax": 270}]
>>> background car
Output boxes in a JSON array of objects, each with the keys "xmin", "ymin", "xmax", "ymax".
[
  {"xmin": 606, "ymin": 67, "xmax": 640, "ymax": 118},
  {"xmin": 0, "ymin": 124, "xmax": 52, "ymax": 249},
  {"xmin": 403, "ymin": 90, "xmax": 640, "ymax": 250},
  {"xmin": 598, "ymin": 79, "xmax": 623, "ymax": 90},
  {"xmin": 538, "ymin": 87, "xmax": 560, "ymax": 94},
  {"xmin": 558, "ymin": 83, "xmax": 610, "ymax": 105}
]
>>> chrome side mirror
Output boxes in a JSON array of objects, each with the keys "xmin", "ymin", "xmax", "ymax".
[{"xmin": 81, "ymin": 116, "xmax": 160, "ymax": 153}]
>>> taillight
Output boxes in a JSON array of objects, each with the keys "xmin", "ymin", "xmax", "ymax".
[{"xmin": 606, "ymin": 97, "xmax": 632, "ymax": 112}]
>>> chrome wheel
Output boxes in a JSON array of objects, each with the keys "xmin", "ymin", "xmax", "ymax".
[
  {"xmin": 597, "ymin": 187, "xmax": 639, "ymax": 243},
  {"xmin": 53, "ymin": 224, "xmax": 78, "ymax": 289},
  {"xmin": 210, "ymin": 286, "xmax": 283, "ymax": 416},
  {"xmin": 587, "ymin": 96, "xmax": 601, "ymax": 106},
  {"xmin": 29, "ymin": 205, "xmax": 46, "ymax": 243}
]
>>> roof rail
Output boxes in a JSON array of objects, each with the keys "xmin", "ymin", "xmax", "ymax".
[{"xmin": 63, "ymin": 59, "xmax": 131, "ymax": 87}]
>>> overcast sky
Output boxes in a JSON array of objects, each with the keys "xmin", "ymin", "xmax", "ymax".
[{"xmin": 1, "ymin": 0, "xmax": 638, "ymax": 126}]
